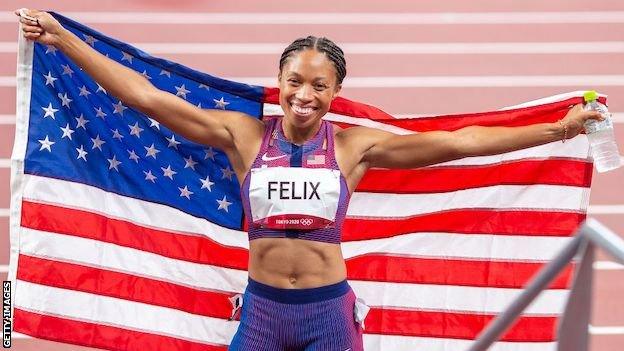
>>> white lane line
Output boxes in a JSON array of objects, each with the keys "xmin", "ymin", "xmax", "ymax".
[
  {"xmin": 589, "ymin": 206, "xmax": 624, "ymax": 215},
  {"xmin": 3, "ymin": 75, "xmax": 624, "ymax": 88},
  {"xmin": 2, "ymin": 12, "xmax": 624, "ymax": 24},
  {"xmin": 594, "ymin": 261, "xmax": 624, "ymax": 270},
  {"xmin": 590, "ymin": 325, "xmax": 624, "ymax": 335},
  {"xmin": 0, "ymin": 115, "xmax": 15, "ymax": 124},
  {"xmin": 3, "ymin": 41, "xmax": 624, "ymax": 54}
]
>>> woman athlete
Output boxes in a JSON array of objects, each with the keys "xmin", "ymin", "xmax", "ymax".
[{"xmin": 18, "ymin": 9, "xmax": 603, "ymax": 351}]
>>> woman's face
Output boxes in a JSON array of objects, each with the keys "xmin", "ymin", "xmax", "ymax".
[{"xmin": 278, "ymin": 49, "xmax": 342, "ymax": 129}]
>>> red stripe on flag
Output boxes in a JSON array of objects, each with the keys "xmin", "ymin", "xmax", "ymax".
[
  {"xmin": 264, "ymin": 88, "xmax": 603, "ymax": 132},
  {"xmin": 365, "ymin": 308, "xmax": 557, "ymax": 341},
  {"xmin": 346, "ymin": 255, "xmax": 573, "ymax": 289},
  {"xmin": 343, "ymin": 210, "xmax": 585, "ymax": 241},
  {"xmin": 20, "ymin": 201, "xmax": 249, "ymax": 269},
  {"xmin": 13, "ymin": 308, "xmax": 228, "ymax": 351},
  {"xmin": 16, "ymin": 255, "xmax": 236, "ymax": 319},
  {"xmin": 358, "ymin": 159, "xmax": 592, "ymax": 193}
]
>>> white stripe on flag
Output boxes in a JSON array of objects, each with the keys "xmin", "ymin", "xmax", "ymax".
[
  {"xmin": 348, "ymin": 184, "xmax": 588, "ymax": 218},
  {"xmin": 341, "ymin": 233, "xmax": 571, "ymax": 261},
  {"xmin": 19, "ymin": 228, "xmax": 567, "ymax": 315},
  {"xmin": 20, "ymin": 228, "xmax": 248, "ymax": 293},
  {"xmin": 21, "ymin": 174, "xmax": 248, "ymax": 249},
  {"xmin": 14, "ymin": 280, "xmax": 238, "ymax": 345},
  {"xmin": 350, "ymin": 280, "xmax": 568, "ymax": 315}
]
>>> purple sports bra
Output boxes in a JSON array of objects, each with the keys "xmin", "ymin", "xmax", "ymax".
[{"xmin": 240, "ymin": 118, "xmax": 350, "ymax": 244}]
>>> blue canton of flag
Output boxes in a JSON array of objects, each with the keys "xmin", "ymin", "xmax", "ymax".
[{"xmin": 26, "ymin": 13, "xmax": 265, "ymax": 230}]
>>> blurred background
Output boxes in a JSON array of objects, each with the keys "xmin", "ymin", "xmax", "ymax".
[{"xmin": 0, "ymin": 1, "xmax": 622, "ymax": 350}]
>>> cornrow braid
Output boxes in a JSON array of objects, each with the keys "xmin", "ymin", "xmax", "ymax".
[{"xmin": 279, "ymin": 36, "xmax": 347, "ymax": 84}]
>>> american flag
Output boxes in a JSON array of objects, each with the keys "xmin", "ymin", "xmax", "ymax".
[{"xmin": 9, "ymin": 12, "xmax": 599, "ymax": 351}]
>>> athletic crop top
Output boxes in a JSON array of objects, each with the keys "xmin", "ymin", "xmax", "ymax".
[{"xmin": 240, "ymin": 118, "xmax": 350, "ymax": 244}]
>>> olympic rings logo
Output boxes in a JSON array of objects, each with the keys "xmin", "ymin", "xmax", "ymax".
[{"xmin": 300, "ymin": 218, "xmax": 313, "ymax": 226}]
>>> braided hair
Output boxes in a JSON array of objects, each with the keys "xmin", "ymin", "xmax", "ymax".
[{"xmin": 279, "ymin": 36, "xmax": 347, "ymax": 84}]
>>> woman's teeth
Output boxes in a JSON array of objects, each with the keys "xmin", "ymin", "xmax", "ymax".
[{"xmin": 291, "ymin": 104, "xmax": 314, "ymax": 115}]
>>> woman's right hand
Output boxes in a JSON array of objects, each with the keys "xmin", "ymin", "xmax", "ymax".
[{"xmin": 14, "ymin": 9, "xmax": 64, "ymax": 46}]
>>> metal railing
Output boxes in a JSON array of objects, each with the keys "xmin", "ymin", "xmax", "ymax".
[{"xmin": 469, "ymin": 218, "xmax": 624, "ymax": 351}]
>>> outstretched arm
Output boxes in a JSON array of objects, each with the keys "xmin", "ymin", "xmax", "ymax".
[
  {"xmin": 351, "ymin": 104, "xmax": 603, "ymax": 170},
  {"xmin": 16, "ymin": 9, "xmax": 263, "ymax": 155}
]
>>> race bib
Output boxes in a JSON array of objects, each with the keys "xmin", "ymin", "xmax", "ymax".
[{"xmin": 248, "ymin": 167, "xmax": 341, "ymax": 230}]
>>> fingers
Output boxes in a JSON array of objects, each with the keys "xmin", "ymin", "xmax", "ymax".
[
  {"xmin": 20, "ymin": 17, "xmax": 40, "ymax": 27},
  {"xmin": 21, "ymin": 24, "xmax": 43, "ymax": 34}
]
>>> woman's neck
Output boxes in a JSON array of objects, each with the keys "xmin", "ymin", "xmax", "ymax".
[{"xmin": 280, "ymin": 119, "xmax": 322, "ymax": 145}]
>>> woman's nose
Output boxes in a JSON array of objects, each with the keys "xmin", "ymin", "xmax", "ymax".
[{"xmin": 295, "ymin": 85, "xmax": 313, "ymax": 101}]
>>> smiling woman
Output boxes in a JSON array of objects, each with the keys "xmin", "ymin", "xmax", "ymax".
[{"xmin": 14, "ymin": 7, "xmax": 607, "ymax": 351}]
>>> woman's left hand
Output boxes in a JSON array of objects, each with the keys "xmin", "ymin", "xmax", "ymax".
[{"xmin": 560, "ymin": 104, "xmax": 605, "ymax": 140}]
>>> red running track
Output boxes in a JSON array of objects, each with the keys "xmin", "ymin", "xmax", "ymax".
[{"xmin": 1, "ymin": 0, "xmax": 623, "ymax": 350}]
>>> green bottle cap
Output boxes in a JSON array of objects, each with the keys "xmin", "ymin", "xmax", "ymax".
[{"xmin": 584, "ymin": 90, "xmax": 598, "ymax": 102}]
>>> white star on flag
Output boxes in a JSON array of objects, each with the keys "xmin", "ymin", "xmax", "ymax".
[
  {"xmin": 148, "ymin": 118, "xmax": 160, "ymax": 130},
  {"xmin": 216, "ymin": 195, "xmax": 232, "ymax": 212},
  {"xmin": 221, "ymin": 166, "xmax": 235, "ymax": 181},
  {"xmin": 175, "ymin": 84, "xmax": 190, "ymax": 99},
  {"xmin": 43, "ymin": 71, "xmax": 58, "ymax": 87},
  {"xmin": 183, "ymin": 156, "xmax": 198, "ymax": 170},
  {"xmin": 96, "ymin": 83, "xmax": 107, "ymax": 94},
  {"xmin": 94, "ymin": 106, "xmax": 107, "ymax": 119},
  {"xmin": 178, "ymin": 186, "xmax": 194, "ymax": 200},
  {"xmin": 75, "ymin": 114, "xmax": 89, "ymax": 129},
  {"xmin": 90, "ymin": 135, "xmax": 106, "ymax": 151},
  {"xmin": 83, "ymin": 34, "xmax": 98, "ymax": 46},
  {"xmin": 198, "ymin": 84, "xmax": 210, "ymax": 90},
  {"xmin": 127, "ymin": 150, "xmax": 140, "ymax": 163},
  {"xmin": 161, "ymin": 165, "xmax": 177, "ymax": 180},
  {"xmin": 61, "ymin": 64, "xmax": 74, "ymax": 77},
  {"xmin": 200, "ymin": 175, "xmax": 214, "ymax": 191},
  {"xmin": 129, "ymin": 122, "xmax": 144, "ymax": 138},
  {"xmin": 45, "ymin": 45, "xmax": 58, "ymax": 55},
  {"xmin": 107, "ymin": 155, "xmax": 121, "ymax": 172},
  {"xmin": 159, "ymin": 70, "xmax": 171, "ymax": 77},
  {"xmin": 37, "ymin": 135, "xmax": 55, "ymax": 152},
  {"xmin": 143, "ymin": 170, "xmax": 157, "ymax": 183},
  {"xmin": 166, "ymin": 135, "xmax": 181, "ymax": 149},
  {"xmin": 76, "ymin": 145, "xmax": 88, "ymax": 161},
  {"xmin": 113, "ymin": 101, "xmax": 128, "ymax": 116},
  {"xmin": 42, "ymin": 103, "xmax": 59, "ymax": 119},
  {"xmin": 213, "ymin": 97, "xmax": 230, "ymax": 109},
  {"xmin": 204, "ymin": 148, "xmax": 216, "ymax": 160},
  {"xmin": 140, "ymin": 70, "xmax": 152, "ymax": 80},
  {"xmin": 144, "ymin": 144, "xmax": 160, "ymax": 159},
  {"xmin": 78, "ymin": 85, "xmax": 91, "ymax": 97},
  {"xmin": 58, "ymin": 93, "xmax": 73, "ymax": 107},
  {"xmin": 111, "ymin": 129, "xmax": 124, "ymax": 141},
  {"xmin": 121, "ymin": 52, "xmax": 134, "ymax": 63},
  {"xmin": 60, "ymin": 124, "xmax": 75, "ymax": 140}
]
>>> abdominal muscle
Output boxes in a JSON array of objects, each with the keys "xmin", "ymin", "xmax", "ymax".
[{"xmin": 248, "ymin": 237, "xmax": 347, "ymax": 289}]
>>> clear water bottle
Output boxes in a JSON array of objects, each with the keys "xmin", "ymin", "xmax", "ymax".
[{"xmin": 583, "ymin": 91, "xmax": 621, "ymax": 172}]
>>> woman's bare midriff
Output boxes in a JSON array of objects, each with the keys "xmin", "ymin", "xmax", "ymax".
[{"xmin": 248, "ymin": 237, "xmax": 347, "ymax": 289}]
